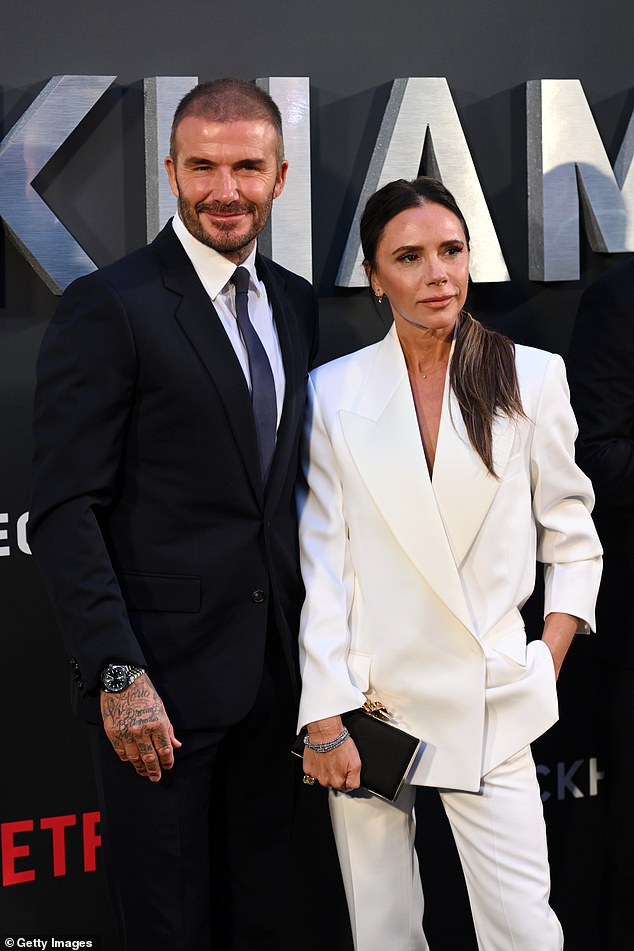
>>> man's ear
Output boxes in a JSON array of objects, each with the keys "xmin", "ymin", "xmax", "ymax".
[
  {"xmin": 273, "ymin": 160, "xmax": 289, "ymax": 200},
  {"xmin": 164, "ymin": 156, "xmax": 179, "ymax": 199}
]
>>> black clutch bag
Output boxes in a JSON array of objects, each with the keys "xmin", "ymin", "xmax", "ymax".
[{"xmin": 292, "ymin": 701, "xmax": 423, "ymax": 802}]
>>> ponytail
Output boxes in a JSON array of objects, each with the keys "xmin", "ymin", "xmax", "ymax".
[{"xmin": 450, "ymin": 313, "xmax": 525, "ymax": 477}]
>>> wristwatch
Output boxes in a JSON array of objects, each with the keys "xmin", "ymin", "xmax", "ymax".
[{"xmin": 100, "ymin": 664, "xmax": 146, "ymax": 693}]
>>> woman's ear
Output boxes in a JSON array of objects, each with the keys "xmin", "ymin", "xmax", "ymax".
[{"xmin": 363, "ymin": 261, "xmax": 383, "ymax": 298}]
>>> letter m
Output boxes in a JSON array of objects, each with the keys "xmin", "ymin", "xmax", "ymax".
[{"xmin": 527, "ymin": 79, "xmax": 634, "ymax": 280}]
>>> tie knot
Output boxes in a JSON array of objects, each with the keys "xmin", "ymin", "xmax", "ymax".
[{"xmin": 231, "ymin": 266, "xmax": 250, "ymax": 295}]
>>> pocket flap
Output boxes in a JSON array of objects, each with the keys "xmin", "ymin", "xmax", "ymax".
[{"xmin": 118, "ymin": 572, "xmax": 201, "ymax": 613}]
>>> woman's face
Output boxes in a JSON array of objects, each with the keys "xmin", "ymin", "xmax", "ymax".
[{"xmin": 368, "ymin": 201, "xmax": 469, "ymax": 337}]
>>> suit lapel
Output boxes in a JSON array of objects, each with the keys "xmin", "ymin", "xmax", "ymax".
[
  {"xmin": 155, "ymin": 225, "xmax": 263, "ymax": 503},
  {"xmin": 432, "ymin": 383, "xmax": 516, "ymax": 566},
  {"xmin": 339, "ymin": 327, "xmax": 475, "ymax": 633}
]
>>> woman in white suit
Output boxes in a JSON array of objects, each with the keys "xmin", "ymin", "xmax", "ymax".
[{"xmin": 296, "ymin": 177, "xmax": 602, "ymax": 951}]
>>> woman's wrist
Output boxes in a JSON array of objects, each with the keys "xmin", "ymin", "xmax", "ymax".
[
  {"xmin": 305, "ymin": 715, "xmax": 344, "ymax": 742},
  {"xmin": 304, "ymin": 727, "xmax": 350, "ymax": 753}
]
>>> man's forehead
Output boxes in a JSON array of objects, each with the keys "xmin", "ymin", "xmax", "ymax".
[{"xmin": 174, "ymin": 115, "xmax": 279, "ymax": 152}]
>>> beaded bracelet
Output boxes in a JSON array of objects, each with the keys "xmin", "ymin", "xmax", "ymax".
[{"xmin": 303, "ymin": 727, "xmax": 350, "ymax": 753}]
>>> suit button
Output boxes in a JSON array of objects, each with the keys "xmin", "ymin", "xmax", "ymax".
[{"xmin": 250, "ymin": 590, "xmax": 266, "ymax": 603}]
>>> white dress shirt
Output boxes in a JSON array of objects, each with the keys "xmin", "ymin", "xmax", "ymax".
[{"xmin": 172, "ymin": 214, "xmax": 285, "ymax": 428}]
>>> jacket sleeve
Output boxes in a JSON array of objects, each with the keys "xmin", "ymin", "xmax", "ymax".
[
  {"xmin": 29, "ymin": 274, "xmax": 147, "ymax": 693},
  {"xmin": 530, "ymin": 353, "xmax": 603, "ymax": 630},
  {"xmin": 296, "ymin": 374, "xmax": 366, "ymax": 729}
]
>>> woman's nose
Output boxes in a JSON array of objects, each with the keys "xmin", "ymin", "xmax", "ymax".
[{"xmin": 425, "ymin": 257, "xmax": 448, "ymax": 285}]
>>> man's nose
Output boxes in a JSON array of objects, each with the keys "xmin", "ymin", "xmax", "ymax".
[{"xmin": 211, "ymin": 168, "xmax": 239, "ymax": 202}]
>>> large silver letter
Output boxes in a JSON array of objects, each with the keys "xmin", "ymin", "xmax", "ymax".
[
  {"xmin": 527, "ymin": 79, "xmax": 634, "ymax": 281},
  {"xmin": 144, "ymin": 76, "xmax": 198, "ymax": 241},
  {"xmin": 615, "ymin": 108, "xmax": 634, "ymax": 196},
  {"xmin": 0, "ymin": 75, "xmax": 115, "ymax": 294},
  {"xmin": 257, "ymin": 77, "xmax": 312, "ymax": 281},
  {"xmin": 337, "ymin": 78, "xmax": 509, "ymax": 287}
]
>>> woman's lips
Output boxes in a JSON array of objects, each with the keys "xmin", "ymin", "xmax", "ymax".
[{"xmin": 419, "ymin": 295, "xmax": 454, "ymax": 307}]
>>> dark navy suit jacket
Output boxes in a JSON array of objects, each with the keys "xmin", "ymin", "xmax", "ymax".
[
  {"xmin": 30, "ymin": 222, "xmax": 318, "ymax": 726},
  {"xmin": 568, "ymin": 257, "xmax": 634, "ymax": 664}
]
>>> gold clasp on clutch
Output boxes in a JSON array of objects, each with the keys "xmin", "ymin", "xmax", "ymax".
[{"xmin": 362, "ymin": 699, "xmax": 391, "ymax": 721}]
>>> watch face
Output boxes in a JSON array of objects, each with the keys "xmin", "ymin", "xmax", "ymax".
[{"xmin": 102, "ymin": 665, "xmax": 129, "ymax": 692}]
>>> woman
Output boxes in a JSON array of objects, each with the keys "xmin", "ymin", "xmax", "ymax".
[{"xmin": 296, "ymin": 177, "xmax": 602, "ymax": 950}]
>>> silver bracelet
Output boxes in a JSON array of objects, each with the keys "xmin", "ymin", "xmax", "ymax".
[{"xmin": 303, "ymin": 727, "xmax": 350, "ymax": 753}]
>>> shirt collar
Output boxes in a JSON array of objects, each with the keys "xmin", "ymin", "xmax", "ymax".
[{"xmin": 171, "ymin": 214, "xmax": 261, "ymax": 301}]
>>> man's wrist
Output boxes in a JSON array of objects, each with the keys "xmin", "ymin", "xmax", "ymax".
[{"xmin": 100, "ymin": 663, "xmax": 146, "ymax": 693}]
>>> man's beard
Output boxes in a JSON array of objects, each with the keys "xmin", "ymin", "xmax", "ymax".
[{"xmin": 177, "ymin": 193, "xmax": 274, "ymax": 256}]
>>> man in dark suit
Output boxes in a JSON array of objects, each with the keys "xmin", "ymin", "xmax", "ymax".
[
  {"xmin": 567, "ymin": 256, "xmax": 634, "ymax": 950},
  {"xmin": 29, "ymin": 78, "xmax": 318, "ymax": 951}
]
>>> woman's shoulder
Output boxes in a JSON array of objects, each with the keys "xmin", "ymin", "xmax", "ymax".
[
  {"xmin": 310, "ymin": 337, "xmax": 385, "ymax": 387},
  {"xmin": 513, "ymin": 343, "xmax": 566, "ymax": 398},
  {"xmin": 514, "ymin": 342, "xmax": 559, "ymax": 370}
]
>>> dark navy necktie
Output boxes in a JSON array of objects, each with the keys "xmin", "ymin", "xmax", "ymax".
[{"xmin": 231, "ymin": 266, "xmax": 277, "ymax": 482}]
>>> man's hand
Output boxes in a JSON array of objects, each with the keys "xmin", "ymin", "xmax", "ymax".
[{"xmin": 100, "ymin": 674, "xmax": 182, "ymax": 781}]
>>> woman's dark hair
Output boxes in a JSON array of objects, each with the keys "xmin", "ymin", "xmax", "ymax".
[
  {"xmin": 360, "ymin": 177, "xmax": 524, "ymax": 477},
  {"xmin": 360, "ymin": 176, "xmax": 470, "ymax": 267}
]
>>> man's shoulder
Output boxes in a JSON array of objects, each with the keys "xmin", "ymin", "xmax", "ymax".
[
  {"xmin": 63, "ymin": 224, "xmax": 180, "ymax": 299},
  {"xmin": 583, "ymin": 255, "xmax": 634, "ymax": 299},
  {"xmin": 574, "ymin": 256, "xmax": 634, "ymax": 341}
]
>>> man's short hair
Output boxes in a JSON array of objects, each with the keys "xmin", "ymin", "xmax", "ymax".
[{"xmin": 170, "ymin": 78, "xmax": 284, "ymax": 165}]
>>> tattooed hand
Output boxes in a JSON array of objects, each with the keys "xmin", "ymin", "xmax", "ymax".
[{"xmin": 100, "ymin": 674, "xmax": 182, "ymax": 781}]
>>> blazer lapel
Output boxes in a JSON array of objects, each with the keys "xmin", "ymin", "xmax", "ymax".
[
  {"xmin": 432, "ymin": 384, "xmax": 516, "ymax": 566},
  {"xmin": 339, "ymin": 327, "xmax": 475, "ymax": 634},
  {"xmin": 155, "ymin": 225, "xmax": 263, "ymax": 502}
]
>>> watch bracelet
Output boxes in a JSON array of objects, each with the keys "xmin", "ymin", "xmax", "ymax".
[{"xmin": 101, "ymin": 663, "xmax": 146, "ymax": 692}]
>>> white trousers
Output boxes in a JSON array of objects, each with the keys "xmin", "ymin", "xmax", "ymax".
[{"xmin": 328, "ymin": 746, "xmax": 563, "ymax": 951}]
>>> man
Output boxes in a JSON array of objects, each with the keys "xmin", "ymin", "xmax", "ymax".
[
  {"xmin": 29, "ymin": 78, "xmax": 318, "ymax": 951},
  {"xmin": 567, "ymin": 256, "xmax": 634, "ymax": 950}
]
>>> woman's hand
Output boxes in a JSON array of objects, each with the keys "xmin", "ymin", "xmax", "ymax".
[{"xmin": 303, "ymin": 715, "xmax": 362, "ymax": 792}]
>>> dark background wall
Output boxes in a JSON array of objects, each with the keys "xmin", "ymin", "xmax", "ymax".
[{"xmin": 1, "ymin": 1, "xmax": 632, "ymax": 947}]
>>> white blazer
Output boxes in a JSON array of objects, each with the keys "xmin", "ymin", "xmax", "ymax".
[{"xmin": 297, "ymin": 325, "xmax": 602, "ymax": 792}]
